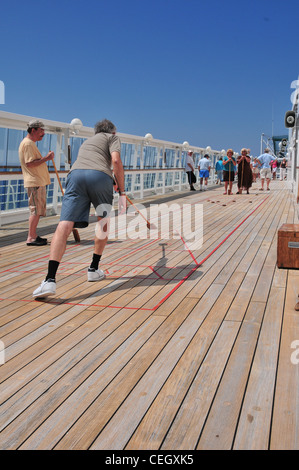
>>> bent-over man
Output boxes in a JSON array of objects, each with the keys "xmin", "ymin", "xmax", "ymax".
[{"xmin": 33, "ymin": 119, "xmax": 126, "ymax": 298}]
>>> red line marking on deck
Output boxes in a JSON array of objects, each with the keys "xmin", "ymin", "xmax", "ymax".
[
  {"xmin": 152, "ymin": 266, "xmax": 198, "ymax": 310},
  {"xmin": 175, "ymin": 231, "xmax": 200, "ymax": 267},
  {"xmin": 0, "ymin": 297, "xmax": 154, "ymax": 311}
]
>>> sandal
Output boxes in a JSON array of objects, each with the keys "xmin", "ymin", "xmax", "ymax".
[{"xmin": 27, "ymin": 237, "xmax": 47, "ymax": 246}]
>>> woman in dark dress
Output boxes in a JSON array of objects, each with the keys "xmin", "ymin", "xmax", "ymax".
[{"xmin": 237, "ymin": 148, "xmax": 253, "ymax": 194}]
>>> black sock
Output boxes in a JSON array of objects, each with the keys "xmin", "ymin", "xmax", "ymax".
[
  {"xmin": 89, "ymin": 254, "xmax": 101, "ymax": 270},
  {"xmin": 46, "ymin": 260, "xmax": 60, "ymax": 281}
]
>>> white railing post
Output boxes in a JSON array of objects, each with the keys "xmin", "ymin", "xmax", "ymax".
[{"xmin": 140, "ymin": 143, "xmax": 144, "ymax": 199}]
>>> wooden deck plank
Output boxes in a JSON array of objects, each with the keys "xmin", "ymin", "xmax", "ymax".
[
  {"xmin": 232, "ymin": 287, "xmax": 285, "ymax": 450},
  {"xmin": 270, "ymin": 270, "xmax": 299, "ymax": 450}
]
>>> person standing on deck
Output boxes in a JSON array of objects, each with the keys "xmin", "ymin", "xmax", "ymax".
[
  {"xmin": 247, "ymin": 149, "xmax": 252, "ymax": 159},
  {"xmin": 252, "ymin": 158, "xmax": 259, "ymax": 182},
  {"xmin": 198, "ymin": 154, "xmax": 211, "ymax": 191},
  {"xmin": 271, "ymin": 158, "xmax": 278, "ymax": 179},
  {"xmin": 215, "ymin": 157, "xmax": 223, "ymax": 184},
  {"xmin": 185, "ymin": 151, "xmax": 196, "ymax": 191},
  {"xmin": 222, "ymin": 149, "xmax": 236, "ymax": 195},
  {"xmin": 236, "ymin": 148, "xmax": 253, "ymax": 194},
  {"xmin": 18, "ymin": 119, "xmax": 55, "ymax": 246},
  {"xmin": 257, "ymin": 148, "xmax": 277, "ymax": 191},
  {"xmin": 280, "ymin": 158, "xmax": 287, "ymax": 180},
  {"xmin": 33, "ymin": 119, "xmax": 126, "ymax": 299}
]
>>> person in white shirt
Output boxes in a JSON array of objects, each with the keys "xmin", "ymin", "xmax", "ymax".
[
  {"xmin": 198, "ymin": 154, "xmax": 211, "ymax": 191},
  {"xmin": 185, "ymin": 150, "xmax": 196, "ymax": 191}
]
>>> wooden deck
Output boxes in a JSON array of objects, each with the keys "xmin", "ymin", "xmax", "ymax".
[{"xmin": 1, "ymin": 179, "xmax": 299, "ymax": 451}]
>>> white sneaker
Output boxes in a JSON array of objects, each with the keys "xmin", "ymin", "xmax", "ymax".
[
  {"xmin": 33, "ymin": 279, "xmax": 56, "ymax": 298},
  {"xmin": 87, "ymin": 268, "xmax": 106, "ymax": 282}
]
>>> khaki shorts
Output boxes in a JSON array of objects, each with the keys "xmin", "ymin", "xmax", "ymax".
[
  {"xmin": 27, "ymin": 186, "xmax": 47, "ymax": 216},
  {"xmin": 260, "ymin": 168, "xmax": 272, "ymax": 180}
]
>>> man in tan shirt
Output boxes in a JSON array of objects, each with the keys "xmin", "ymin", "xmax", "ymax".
[{"xmin": 19, "ymin": 119, "xmax": 54, "ymax": 245}]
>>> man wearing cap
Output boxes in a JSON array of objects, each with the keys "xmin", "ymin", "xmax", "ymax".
[{"xmin": 19, "ymin": 119, "xmax": 54, "ymax": 245}]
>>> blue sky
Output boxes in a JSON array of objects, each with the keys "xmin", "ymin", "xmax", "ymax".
[{"xmin": 0, "ymin": 0, "xmax": 298, "ymax": 156}]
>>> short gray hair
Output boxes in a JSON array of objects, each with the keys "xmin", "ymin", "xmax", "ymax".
[{"xmin": 94, "ymin": 119, "xmax": 116, "ymax": 134}]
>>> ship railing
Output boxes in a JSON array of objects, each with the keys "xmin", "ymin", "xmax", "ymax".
[{"xmin": 0, "ymin": 167, "xmax": 219, "ymax": 226}]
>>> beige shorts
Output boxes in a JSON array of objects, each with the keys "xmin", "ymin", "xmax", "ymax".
[
  {"xmin": 27, "ymin": 186, "xmax": 47, "ymax": 216},
  {"xmin": 252, "ymin": 167, "xmax": 259, "ymax": 174},
  {"xmin": 260, "ymin": 168, "xmax": 272, "ymax": 180}
]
